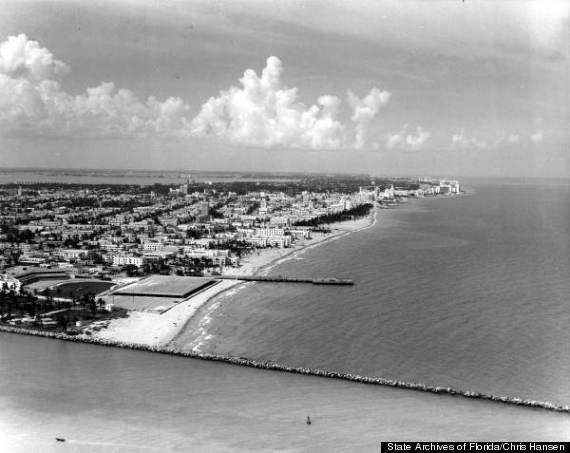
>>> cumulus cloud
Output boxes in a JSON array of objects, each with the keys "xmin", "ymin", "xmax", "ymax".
[
  {"xmin": 507, "ymin": 134, "xmax": 520, "ymax": 144},
  {"xmin": 0, "ymin": 35, "xmax": 389, "ymax": 149},
  {"xmin": 0, "ymin": 34, "xmax": 191, "ymax": 137},
  {"xmin": 347, "ymin": 88, "xmax": 391, "ymax": 149},
  {"xmin": 0, "ymin": 34, "xmax": 69, "ymax": 81},
  {"xmin": 192, "ymin": 56, "xmax": 359, "ymax": 150},
  {"xmin": 386, "ymin": 124, "xmax": 431, "ymax": 151},
  {"xmin": 524, "ymin": 1, "xmax": 569, "ymax": 51},
  {"xmin": 493, "ymin": 132, "xmax": 521, "ymax": 147},
  {"xmin": 530, "ymin": 130, "xmax": 544, "ymax": 144},
  {"xmin": 450, "ymin": 128, "xmax": 488, "ymax": 150}
]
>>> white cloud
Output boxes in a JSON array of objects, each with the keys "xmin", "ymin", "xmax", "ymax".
[
  {"xmin": 507, "ymin": 134, "xmax": 520, "ymax": 144},
  {"xmin": 530, "ymin": 130, "xmax": 544, "ymax": 144},
  {"xmin": 450, "ymin": 128, "xmax": 487, "ymax": 150},
  {"xmin": 347, "ymin": 88, "xmax": 391, "ymax": 149},
  {"xmin": 0, "ymin": 34, "xmax": 192, "ymax": 137},
  {"xmin": 524, "ymin": 1, "xmax": 569, "ymax": 51},
  {"xmin": 192, "ymin": 56, "xmax": 354, "ymax": 150},
  {"xmin": 0, "ymin": 33, "xmax": 69, "ymax": 81},
  {"xmin": 386, "ymin": 124, "xmax": 431, "ymax": 151},
  {"xmin": 493, "ymin": 132, "xmax": 521, "ymax": 147},
  {"xmin": 0, "ymin": 35, "xmax": 390, "ymax": 150}
]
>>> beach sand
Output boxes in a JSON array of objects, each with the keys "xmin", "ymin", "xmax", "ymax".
[
  {"xmin": 90, "ymin": 279, "xmax": 239, "ymax": 346},
  {"xmin": 91, "ymin": 209, "xmax": 378, "ymax": 347}
]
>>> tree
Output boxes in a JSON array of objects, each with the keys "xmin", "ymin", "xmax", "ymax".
[
  {"xmin": 87, "ymin": 293, "xmax": 97, "ymax": 315},
  {"xmin": 124, "ymin": 264, "xmax": 139, "ymax": 277},
  {"xmin": 57, "ymin": 314, "xmax": 67, "ymax": 330},
  {"xmin": 0, "ymin": 283, "xmax": 6, "ymax": 318}
]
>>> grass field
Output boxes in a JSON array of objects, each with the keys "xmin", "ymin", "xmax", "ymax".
[{"xmin": 43, "ymin": 280, "xmax": 115, "ymax": 299}]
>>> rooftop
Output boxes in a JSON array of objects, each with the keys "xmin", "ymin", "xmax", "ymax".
[{"xmin": 112, "ymin": 275, "xmax": 217, "ymax": 299}]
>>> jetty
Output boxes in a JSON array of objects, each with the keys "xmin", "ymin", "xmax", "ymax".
[
  {"xmin": 2, "ymin": 324, "xmax": 569, "ymax": 414},
  {"xmin": 217, "ymin": 275, "xmax": 354, "ymax": 285}
]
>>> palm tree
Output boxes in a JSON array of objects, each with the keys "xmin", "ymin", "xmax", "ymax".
[{"xmin": 0, "ymin": 283, "xmax": 6, "ymax": 318}]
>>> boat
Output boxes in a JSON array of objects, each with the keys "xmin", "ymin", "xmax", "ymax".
[{"xmin": 55, "ymin": 438, "xmax": 66, "ymax": 442}]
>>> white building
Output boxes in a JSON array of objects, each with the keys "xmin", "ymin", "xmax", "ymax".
[
  {"xmin": 0, "ymin": 274, "xmax": 21, "ymax": 293},
  {"xmin": 112, "ymin": 255, "xmax": 144, "ymax": 268},
  {"xmin": 254, "ymin": 228, "xmax": 285, "ymax": 237},
  {"xmin": 267, "ymin": 236, "xmax": 292, "ymax": 248},
  {"xmin": 60, "ymin": 249, "xmax": 87, "ymax": 260}
]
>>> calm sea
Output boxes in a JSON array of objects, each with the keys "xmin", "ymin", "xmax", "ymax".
[
  {"xmin": 0, "ymin": 168, "xmax": 300, "ymax": 185},
  {"xmin": 1, "ymin": 332, "xmax": 569, "ymax": 453},
  {"xmin": 1, "ymin": 178, "xmax": 569, "ymax": 450}
]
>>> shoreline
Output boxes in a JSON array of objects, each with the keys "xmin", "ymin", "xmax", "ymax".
[
  {"xmin": 2, "ymin": 199, "xmax": 569, "ymax": 416},
  {"xmin": 92, "ymin": 208, "xmax": 378, "ymax": 348},
  {"xmin": 226, "ymin": 206, "xmax": 378, "ymax": 278},
  {"xmin": 169, "ymin": 207, "xmax": 380, "ymax": 350},
  {"xmin": 169, "ymin": 208, "xmax": 379, "ymax": 349},
  {"xmin": 1, "ymin": 324, "xmax": 568, "ymax": 415}
]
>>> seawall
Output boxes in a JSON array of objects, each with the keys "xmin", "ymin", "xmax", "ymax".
[{"xmin": 1, "ymin": 324, "xmax": 568, "ymax": 415}]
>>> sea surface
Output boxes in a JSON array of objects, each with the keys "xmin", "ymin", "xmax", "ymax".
[
  {"xmin": 1, "ymin": 177, "xmax": 570, "ymax": 450},
  {"xmin": 0, "ymin": 168, "xmax": 300, "ymax": 185},
  {"xmin": 1, "ymin": 332, "xmax": 569, "ymax": 453}
]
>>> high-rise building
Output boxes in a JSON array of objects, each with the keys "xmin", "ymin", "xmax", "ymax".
[{"xmin": 200, "ymin": 202, "xmax": 210, "ymax": 219}]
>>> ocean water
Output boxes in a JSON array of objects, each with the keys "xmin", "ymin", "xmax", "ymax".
[
  {"xmin": 174, "ymin": 180, "xmax": 570, "ymax": 406},
  {"xmin": 0, "ymin": 169, "xmax": 187, "ymax": 185},
  {"xmin": 0, "ymin": 168, "xmax": 300, "ymax": 185},
  {"xmin": 1, "ymin": 332, "xmax": 569, "ymax": 453}
]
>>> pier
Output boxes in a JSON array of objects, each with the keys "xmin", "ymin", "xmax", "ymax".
[{"xmin": 217, "ymin": 275, "xmax": 354, "ymax": 285}]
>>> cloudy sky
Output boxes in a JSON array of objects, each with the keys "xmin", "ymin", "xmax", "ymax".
[{"xmin": 0, "ymin": 0, "xmax": 567, "ymax": 177}]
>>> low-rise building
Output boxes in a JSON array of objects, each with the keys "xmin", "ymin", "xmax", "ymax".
[
  {"xmin": 112, "ymin": 255, "xmax": 144, "ymax": 268},
  {"xmin": 0, "ymin": 274, "xmax": 21, "ymax": 293}
]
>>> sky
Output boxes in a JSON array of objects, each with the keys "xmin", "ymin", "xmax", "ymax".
[{"xmin": 0, "ymin": 0, "xmax": 567, "ymax": 178}]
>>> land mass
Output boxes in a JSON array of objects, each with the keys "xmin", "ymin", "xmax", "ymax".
[{"xmin": 0, "ymin": 172, "xmax": 460, "ymax": 347}]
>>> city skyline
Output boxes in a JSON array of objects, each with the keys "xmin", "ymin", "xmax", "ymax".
[{"xmin": 0, "ymin": 0, "xmax": 568, "ymax": 177}]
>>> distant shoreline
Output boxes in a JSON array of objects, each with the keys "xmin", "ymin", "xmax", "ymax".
[{"xmin": 1, "ymin": 167, "xmax": 567, "ymax": 183}]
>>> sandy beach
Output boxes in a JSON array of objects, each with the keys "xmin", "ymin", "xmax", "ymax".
[
  {"xmin": 90, "ymin": 279, "xmax": 239, "ymax": 346},
  {"xmin": 90, "ymin": 209, "xmax": 378, "ymax": 347}
]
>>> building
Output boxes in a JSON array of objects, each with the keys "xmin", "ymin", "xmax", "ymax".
[
  {"xmin": 267, "ymin": 236, "xmax": 291, "ymax": 248},
  {"xmin": 0, "ymin": 274, "xmax": 22, "ymax": 293},
  {"xmin": 59, "ymin": 249, "xmax": 87, "ymax": 261},
  {"xmin": 199, "ymin": 202, "xmax": 210, "ymax": 219},
  {"xmin": 5, "ymin": 266, "xmax": 71, "ymax": 287},
  {"xmin": 112, "ymin": 255, "xmax": 144, "ymax": 268},
  {"xmin": 259, "ymin": 198, "xmax": 268, "ymax": 215}
]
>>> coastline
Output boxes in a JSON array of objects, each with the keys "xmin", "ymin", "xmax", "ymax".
[
  {"xmin": 167, "ymin": 208, "xmax": 379, "ymax": 351},
  {"xmin": 225, "ymin": 206, "xmax": 378, "ymax": 278},
  {"xmin": 91, "ymin": 208, "xmax": 378, "ymax": 348},
  {"xmin": 2, "ymin": 195, "xmax": 570, "ymax": 416}
]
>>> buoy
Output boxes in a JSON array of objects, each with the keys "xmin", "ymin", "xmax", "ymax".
[{"xmin": 306, "ymin": 416, "xmax": 312, "ymax": 425}]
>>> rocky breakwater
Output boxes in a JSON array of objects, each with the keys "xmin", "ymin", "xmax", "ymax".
[{"xmin": 1, "ymin": 324, "xmax": 569, "ymax": 414}]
